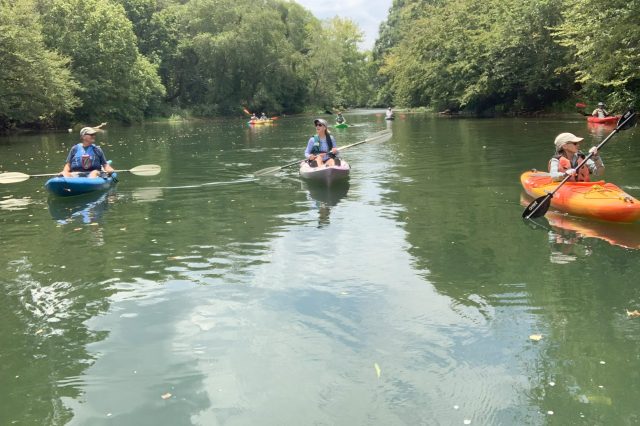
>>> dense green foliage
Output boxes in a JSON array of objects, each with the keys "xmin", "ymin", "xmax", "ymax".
[
  {"xmin": 375, "ymin": 0, "xmax": 640, "ymax": 113},
  {"xmin": 0, "ymin": 0, "xmax": 369, "ymax": 130},
  {"xmin": 0, "ymin": 0, "xmax": 79, "ymax": 128},
  {"xmin": 2, "ymin": 0, "xmax": 640, "ymax": 130},
  {"xmin": 553, "ymin": 0, "xmax": 640, "ymax": 107}
]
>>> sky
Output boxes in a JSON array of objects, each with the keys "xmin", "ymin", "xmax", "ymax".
[{"xmin": 292, "ymin": 0, "xmax": 394, "ymax": 50}]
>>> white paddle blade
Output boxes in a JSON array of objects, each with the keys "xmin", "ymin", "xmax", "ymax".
[
  {"xmin": 0, "ymin": 172, "xmax": 31, "ymax": 184},
  {"xmin": 127, "ymin": 164, "xmax": 161, "ymax": 176},
  {"xmin": 368, "ymin": 130, "xmax": 392, "ymax": 144},
  {"xmin": 253, "ymin": 166, "xmax": 284, "ymax": 176}
]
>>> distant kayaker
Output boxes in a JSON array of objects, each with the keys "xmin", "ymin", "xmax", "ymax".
[
  {"xmin": 305, "ymin": 118, "xmax": 339, "ymax": 167},
  {"xmin": 60, "ymin": 126, "xmax": 115, "ymax": 178},
  {"xmin": 336, "ymin": 112, "xmax": 345, "ymax": 124},
  {"xmin": 250, "ymin": 113, "xmax": 258, "ymax": 121},
  {"xmin": 592, "ymin": 102, "xmax": 609, "ymax": 118},
  {"xmin": 260, "ymin": 112, "xmax": 268, "ymax": 120},
  {"xmin": 549, "ymin": 132, "xmax": 604, "ymax": 182},
  {"xmin": 386, "ymin": 107, "xmax": 394, "ymax": 119}
]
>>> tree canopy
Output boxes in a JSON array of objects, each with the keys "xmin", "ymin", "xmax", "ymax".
[
  {"xmin": 2, "ymin": 0, "xmax": 640, "ymax": 130},
  {"xmin": 375, "ymin": 0, "xmax": 640, "ymax": 113}
]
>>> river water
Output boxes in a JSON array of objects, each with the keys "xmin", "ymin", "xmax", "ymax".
[{"xmin": 1, "ymin": 111, "xmax": 640, "ymax": 425}]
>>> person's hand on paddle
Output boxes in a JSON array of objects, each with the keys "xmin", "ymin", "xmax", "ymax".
[
  {"xmin": 565, "ymin": 168, "xmax": 577, "ymax": 176},
  {"xmin": 331, "ymin": 147, "xmax": 338, "ymax": 154},
  {"xmin": 589, "ymin": 146, "xmax": 600, "ymax": 157}
]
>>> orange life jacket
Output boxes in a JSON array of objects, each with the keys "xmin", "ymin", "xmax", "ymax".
[{"xmin": 549, "ymin": 154, "xmax": 590, "ymax": 182}]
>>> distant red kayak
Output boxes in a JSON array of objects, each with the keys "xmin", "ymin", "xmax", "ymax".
[{"xmin": 587, "ymin": 115, "xmax": 620, "ymax": 124}]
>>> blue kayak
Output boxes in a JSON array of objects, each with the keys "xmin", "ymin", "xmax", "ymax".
[{"xmin": 44, "ymin": 173, "xmax": 118, "ymax": 196}]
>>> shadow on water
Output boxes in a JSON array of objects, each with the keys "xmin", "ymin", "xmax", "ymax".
[
  {"xmin": 48, "ymin": 190, "xmax": 116, "ymax": 225},
  {"xmin": 306, "ymin": 180, "xmax": 350, "ymax": 228},
  {"xmin": 520, "ymin": 192, "xmax": 640, "ymax": 251},
  {"xmin": 306, "ymin": 180, "xmax": 349, "ymax": 207}
]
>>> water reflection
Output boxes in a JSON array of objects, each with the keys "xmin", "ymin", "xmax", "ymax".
[
  {"xmin": 586, "ymin": 121, "xmax": 616, "ymax": 138},
  {"xmin": 521, "ymin": 192, "xmax": 640, "ymax": 251},
  {"xmin": 0, "ymin": 196, "xmax": 33, "ymax": 211},
  {"xmin": 130, "ymin": 187, "xmax": 164, "ymax": 203},
  {"xmin": 306, "ymin": 181, "xmax": 349, "ymax": 227},
  {"xmin": 48, "ymin": 190, "xmax": 116, "ymax": 226}
]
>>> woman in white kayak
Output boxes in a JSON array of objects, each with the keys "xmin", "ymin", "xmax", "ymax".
[{"xmin": 305, "ymin": 118, "xmax": 340, "ymax": 167}]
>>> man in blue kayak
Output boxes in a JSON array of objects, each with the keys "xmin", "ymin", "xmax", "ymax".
[{"xmin": 60, "ymin": 126, "xmax": 115, "ymax": 178}]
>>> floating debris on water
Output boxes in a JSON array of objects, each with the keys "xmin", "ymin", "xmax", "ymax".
[{"xmin": 626, "ymin": 309, "xmax": 640, "ymax": 318}]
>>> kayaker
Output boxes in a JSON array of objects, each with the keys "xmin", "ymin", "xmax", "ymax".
[
  {"xmin": 592, "ymin": 102, "xmax": 609, "ymax": 118},
  {"xmin": 250, "ymin": 113, "xmax": 258, "ymax": 121},
  {"xmin": 60, "ymin": 127, "xmax": 115, "ymax": 178},
  {"xmin": 549, "ymin": 132, "xmax": 604, "ymax": 182},
  {"xmin": 336, "ymin": 112, "xmax": 345, "ymax": 124},
  {"xmin": 386, "ymin": 107, "xmax": 394, "ymax": 119},
  {"xmin": 305, "ymin": 118, "xmax": 339, "ymax": 167},
  {"xmin": 260, "ymin": 112, "xmax": 268, "ymax": 120}
]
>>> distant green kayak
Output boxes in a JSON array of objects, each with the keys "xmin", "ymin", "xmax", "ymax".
[{"xmin": 334, "ymin": 123, "xmax": 348, "ymax": 128}]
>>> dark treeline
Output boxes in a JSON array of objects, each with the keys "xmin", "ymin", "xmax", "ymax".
[
  {"xmin": 0, "ymin": 0, "xmax": 374, "ymax": 130},
  {"xmin": 374, "ymin": 0, "xmax": 640, "ymax": 114},
  {"xmin": 2, "ymin": 0, "xmax": 639, "ymax": 131}
]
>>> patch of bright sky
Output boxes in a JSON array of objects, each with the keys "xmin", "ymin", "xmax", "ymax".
[{"xmin": 292, "ymin": 0, "xmax": 393, "ymax": 50}]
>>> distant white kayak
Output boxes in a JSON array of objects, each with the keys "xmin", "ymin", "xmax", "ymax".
[{"xmin": 299, "ymin": 160, "xmax": 350, "ymax": 185}]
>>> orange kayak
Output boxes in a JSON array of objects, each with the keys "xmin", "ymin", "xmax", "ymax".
[
  {"xmin": 520, "ymin": 193, "xmax": 640, "ymax": 249},
  {"xmin": 520, "ymin": 171, "xmax": 640, "ymax": 222},
  {"xmin": 587, "ymin": 115, "xmax": 620, "ymax": 124}
]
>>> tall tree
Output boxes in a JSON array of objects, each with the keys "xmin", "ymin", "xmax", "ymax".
[
  {"xmin": 553, "ymin": 0, "xmax": 640, "ymax": 108},
  {"xmin": 173, "ymin": 0, "xmax": 312, "ymax": 114},
  {"xmin": 0, "ymin": 0, "xmax": 79, "ymax": 129},
  {"xmin": 38, "ymin": 0, "xmax": 165, "ymax": 122},
  {"xmin": 380, "ymin": 0, "xmax": 570, "ymax": 113}
]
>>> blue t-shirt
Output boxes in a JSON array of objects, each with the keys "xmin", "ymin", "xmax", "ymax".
[{"xmin": 65, "ymin": 143, "xmax": 108, "ymax": 172}]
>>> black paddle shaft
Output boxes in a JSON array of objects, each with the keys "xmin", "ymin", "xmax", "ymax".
[{"xmin": 523, "ymin": 110, "xmax": 637, "ymax": 219}]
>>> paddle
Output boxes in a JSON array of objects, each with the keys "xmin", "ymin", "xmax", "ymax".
[
  {"xmin": 0, "ymin": 164, "xmax": 162, "ymax": 184},
  {"xmin": 576, "ymin": 102, "xmax": 590, "ymax": 116},
  {"xmin": 522, "ymin": 110, "xmax": 637, "ymax": 219},
  {"xmin": 253, "ymin": 130, "xmax": 393, "ymax": 176}
]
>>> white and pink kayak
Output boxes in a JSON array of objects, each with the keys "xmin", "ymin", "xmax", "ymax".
[{"xmin": 299, "ymin": 160, "xmax": 350, "ymax": 185}]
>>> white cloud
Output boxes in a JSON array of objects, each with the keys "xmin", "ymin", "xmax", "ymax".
[{"xmin": 291, "ymin": 0, "xmax": 392, "ymax": 50}]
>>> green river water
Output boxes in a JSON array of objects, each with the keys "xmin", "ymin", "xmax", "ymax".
[{"xmin": 1, "ymin": 111, "xmax": 640, "ymax": 425}]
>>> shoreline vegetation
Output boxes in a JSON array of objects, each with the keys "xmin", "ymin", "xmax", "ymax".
[
  {"xmin": 1, "ymin": 107, "xmax": 599, "ymax": 136},
  {"xmin": 2, "ymin": 0, "xmax": 638, "ymax": 135}
]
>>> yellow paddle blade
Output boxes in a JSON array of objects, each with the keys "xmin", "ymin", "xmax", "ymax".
[{"xmin": 0, "ymin": 172, "xmax": 31, "ymax": 184}]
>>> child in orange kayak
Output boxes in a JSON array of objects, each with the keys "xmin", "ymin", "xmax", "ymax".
[{"xmin": 549, "ymin": 132, "xmax": 604, "ymax": 182}]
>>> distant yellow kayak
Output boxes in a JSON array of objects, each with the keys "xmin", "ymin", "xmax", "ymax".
[{"xmin": 248, "ymin": 119, "xmax": 273, "ymax": 125}]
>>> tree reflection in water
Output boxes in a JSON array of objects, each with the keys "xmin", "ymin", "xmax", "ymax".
[{"xmin": 306, "ymin": 181, "xmax": 350, "ymax": 228}]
